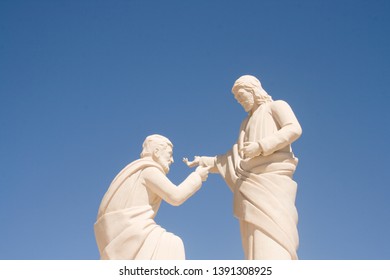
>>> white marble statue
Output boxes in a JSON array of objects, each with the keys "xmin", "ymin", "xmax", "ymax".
[
  {"xmin": 94, "ymin": 134, "xmax": 209, "ymax": 260},
  {"xmin": 184, "ymin": 75, "xmax": 302, "ymax": 260}
]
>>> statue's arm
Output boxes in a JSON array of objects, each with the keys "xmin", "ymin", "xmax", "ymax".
[
  {"xmin": 259, "ymin": 100, "xmax": 302, "ymax": 156},
  {"xmin": 143, "ymin": 167, "xmax": 204, "ymax": 206}
]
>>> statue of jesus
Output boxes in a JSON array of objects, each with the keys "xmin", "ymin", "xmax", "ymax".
[{"xmin": 185, "ymin": 75, "xmax": 302, "ymax": 259}]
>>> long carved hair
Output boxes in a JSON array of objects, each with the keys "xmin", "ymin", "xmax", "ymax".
[{"xmin": 232, "ymin": 75, "xmax": 273, "ymax": 105}]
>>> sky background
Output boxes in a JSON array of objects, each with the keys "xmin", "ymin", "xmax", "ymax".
[{"xmin": 1, "ymin": 0, "xmax": 389, "ymax": 260}]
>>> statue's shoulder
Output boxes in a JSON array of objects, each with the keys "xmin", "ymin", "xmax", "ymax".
[
  {"xmin": 143, "ymin": 165, "xmax": 162, "ymax": 173},
  {"xmin": 271, "ymin": 99, "xmax": 289, "ymax": 106},
  {"xmin": 269, "ymin": 100, "xmax": 292, "ymax": 111},
  {"xmin": 119, "ymin": 159, "xmax": 164, "ymax": 179},
  {"xmin": 142, "ymin": 164, "xmax": 165, "ymax": 178}
]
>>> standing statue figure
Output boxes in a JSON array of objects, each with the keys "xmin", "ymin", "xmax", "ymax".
[
  {"xmin": 95, "ymin": 134, "xmax": 209, "ymax": 260},
  {"xmin": 184, "ymin": 75, "xmax": 302, "ymax": 259}
]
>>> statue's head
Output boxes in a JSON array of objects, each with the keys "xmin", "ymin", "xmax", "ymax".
[
  {"xmin": 141, "ymin": 134, "xmax": 174, "ymax": 174},
  {"xmin": 231, "ymin": 75, "xmax": 272, "ymax": 111}
]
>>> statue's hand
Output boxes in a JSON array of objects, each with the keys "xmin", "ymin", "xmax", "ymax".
[
  {"xmin": 240, "ymin": 142, "xmax": 262, "ymax": 158},
  {"xmin": 183, "ymin": 156, "xmax": 200, "ymax": 168},
  {"xmin": 195, "ymin": 166, "xmax": 211, "ymax": 181}
]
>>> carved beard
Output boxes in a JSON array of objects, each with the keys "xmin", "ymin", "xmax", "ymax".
[
  {"xmin": 161, "ymin": 163, "xmax": 170, "ymax": 174},
  {"xmin": 157, "ymin": 158, "xmax": 170, "ymax": 174},
  {"xmin": 242, "ymin": 101, "xmax": 253, "ymax": 112}
]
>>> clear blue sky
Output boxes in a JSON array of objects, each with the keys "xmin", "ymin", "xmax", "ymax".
[{"xmin": 1, "ymin": 0, "xmax": 389, "ymax": 260}]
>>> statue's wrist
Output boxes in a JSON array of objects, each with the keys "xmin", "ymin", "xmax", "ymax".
[{"xmin": 200, "ymin": 156, "xmax": 216, "ymax": 167}]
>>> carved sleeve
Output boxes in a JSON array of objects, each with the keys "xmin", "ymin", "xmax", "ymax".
[
  {"xmin": 258, "ymin": 100, "xmax": 302, "ymax": 156},
  {"xmin": 143, "ymin": 167, "xmax": 202, "ymax": 206}
]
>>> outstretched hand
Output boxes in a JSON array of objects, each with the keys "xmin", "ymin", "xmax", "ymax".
[
  {"xmin": 195, "ymin": 166, "xmax": 211, "ymax": 181},
  {"xmin": 183, "ymin": 156, "xmax": 200, "ymax": 168}
]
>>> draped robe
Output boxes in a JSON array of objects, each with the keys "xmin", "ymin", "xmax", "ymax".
[
  {"xmin": 94, "ymin": 158, "xmax": 201, "ymax": 260},
  {"xmin": 213, "ymin": 100, "xmax": 302, "ymax": 259}
]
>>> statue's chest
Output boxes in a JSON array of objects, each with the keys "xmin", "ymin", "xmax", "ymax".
[{"xmin": 243, "ymin": 107, "xmax": 275, "ymax": 142}]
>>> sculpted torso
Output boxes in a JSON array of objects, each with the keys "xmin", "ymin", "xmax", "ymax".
[
  {"xmin": 103, "ymin": 167, "xmax": 163, "ymax": 216},
  {"xmin": 239, "ymin": 100, "xmax": 300, "ymax": 158}
]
